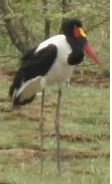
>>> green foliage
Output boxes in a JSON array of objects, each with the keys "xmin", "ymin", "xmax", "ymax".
[{"xmin": 0, "ymin": 0, "xmax": 110, "ymax": 61}]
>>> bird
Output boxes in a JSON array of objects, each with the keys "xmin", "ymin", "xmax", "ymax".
[{"xmin": 9, "ymin": 18, "xmax": 103, "ymax": 175}]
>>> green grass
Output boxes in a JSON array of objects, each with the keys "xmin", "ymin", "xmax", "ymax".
[
  {"xmin": 0, "ymin": 157, "xmax": 110, "ymax": 184},
  {"xmin": 0, "ymin": 76, "xmax": 110, "ymax": 184}
]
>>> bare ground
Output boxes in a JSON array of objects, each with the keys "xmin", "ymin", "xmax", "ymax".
[
  {"xmin": 0, "ymin": 68, "xmax": 110, "ymax": 88},
  {"xmin": 0, "ymin": 147, "xmax": 109, "ymax": 162}
]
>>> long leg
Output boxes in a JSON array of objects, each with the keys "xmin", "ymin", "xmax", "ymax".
[
  {"xmin": 40, "ymin": 89, "xmax": 45, "ymax": 174},
  {"xmin": 55, "ymin": 89, "xmax": 62, "ymax": 176}
]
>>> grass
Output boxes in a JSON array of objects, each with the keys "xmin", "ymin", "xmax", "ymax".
[
  {"xmin": 0, "ymin": 73, "xmax": 110, "ymax": 184},
  {"xmin": 0, "ymin": 157, "xmax": 110, "ymax": 184}
]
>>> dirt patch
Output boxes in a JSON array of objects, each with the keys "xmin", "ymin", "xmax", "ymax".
[
  {"xmin": 0, "ymin": 148, "xmax": 109, "ymax": 163},
  {"xmin": 0, "ymin": 68, "xmax": 15, "ymax": 78},
  {"xmin": 71, "ymin": 70, "xmax": 110, "ymax": 88},
  {"xmin": 0, "ymin": 105, "xmax": 12, "ymax": 113},
  {"xmin": 0, "ymin": 183, "xmax": 11, "ymax": 184},
  {"xmin": 43, "ymin": 132, "xmax": 110, "ymax": 143},
  {"xmin": 71, "ymin": 167, "xmax": 109, "ymax": 175},
  {"xmin": 0, "ymin": 183, "xmax": 12, "ymax": 184},
  {"xmin": 71, "ymin": 169, "xmax": 95, "ymax": 175},
  {"xmin": 58, "ymin": 150, "xmax": 110, "ymax": 160},
  {"xmin": 0, "ymin": 106, "xmax": 40, "ymax": 122},
  {"xmin": 0, "ymin": 97, "xmax": 10, "ymax": 103},
  {"xmin": 0, "ymin": 68, "xmax": 110, "ymax": 88},
  {"xmin": 4, "ymin": 111, "xmax": 40, "ymax": 122}
]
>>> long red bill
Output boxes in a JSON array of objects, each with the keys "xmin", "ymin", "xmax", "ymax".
[{"xmin": 84, "ymin": 42, "xmax": 103, "ymax": 68}]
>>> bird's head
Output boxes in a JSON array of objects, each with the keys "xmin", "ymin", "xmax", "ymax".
[{"xmin": 62, "ymin": 18, "xmax": 103, "ymax": 68}]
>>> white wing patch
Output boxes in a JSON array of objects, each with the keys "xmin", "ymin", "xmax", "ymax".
[{"xmin": 13, "ymin": 76, "xmax": 41, "ymax": 103}]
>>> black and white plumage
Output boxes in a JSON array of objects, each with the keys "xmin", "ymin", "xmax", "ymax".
[
  {"xmin": 9, "ymin": 18, "xmax": 102, "ymax": 174},
  {"xmin": 9, "ymin": 18, "xmax": 96, "ymax": 106}
]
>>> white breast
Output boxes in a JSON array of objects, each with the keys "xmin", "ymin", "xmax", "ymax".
[
  {"xmin": 45, "ymin": 59, "xmax": 74, "ymax": 86},
  {"xmin": 37, "ymin": 34, "xmax": 74, "ymax": 86}
]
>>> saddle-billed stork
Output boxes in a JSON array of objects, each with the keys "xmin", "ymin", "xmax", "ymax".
[{"xmin": 9, "ymin": 18, "xmax": 103, "ymax": 175}]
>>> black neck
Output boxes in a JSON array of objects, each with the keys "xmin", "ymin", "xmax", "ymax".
[
  {"xmin": 66, "ymin": 36, "xmax": 87, "ymax": 65},
  {"xmin": 66, "ymin": 36, "xmax": 87, "ymax": 51}
]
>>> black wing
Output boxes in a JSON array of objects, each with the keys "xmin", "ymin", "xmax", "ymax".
[
  {"xmin": 21, "ymin": 44, "xmax": 57, "ymax": 78},
  {"xmin": 9, "ymin": 44, "xmax": 57, "ymax": 105}
]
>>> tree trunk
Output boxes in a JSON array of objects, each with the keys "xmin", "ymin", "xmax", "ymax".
[
  {"xmin": 42, "ymin": 0, "xmax": 51, "ymax": 39},
  {"xmin": 62, "ymin": 0, "xmax": 68, "ymax": 13},
  {"xmin": 0, "ymin": 0, "xmax": 28, "ymax": 53}
]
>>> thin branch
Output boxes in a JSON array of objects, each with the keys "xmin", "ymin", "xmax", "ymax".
[
  {"xmin": 87, "ymin": 18, "xmax": 110, "ymax": 32},
  {"xmin": 19, "ymin": 15, "xmax": 37, "ymax": 45},
  {"xmin": 66, "ymin": 0, "xmax": 110, "ymax": 11},
  {"xmin": 91, "ymin": 0, "xmax": 110, "ymax": 10},
  {"xmin": 0, "ymin": 54, "xmax": 20, "ymax": 58}
]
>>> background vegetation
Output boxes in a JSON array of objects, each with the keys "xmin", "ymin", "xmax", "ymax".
[{"xmin": 0, "ymin": 0, "xmax": 110, "ymax": 184}]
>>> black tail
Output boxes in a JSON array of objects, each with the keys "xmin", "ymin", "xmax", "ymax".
[
  {"xmin": 9, "ymin": 68, "xmax": 36, "ymax": 106},
  {"xmin": 9, "ymin": 48, "xmax": 38, "ymax": 106}
]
